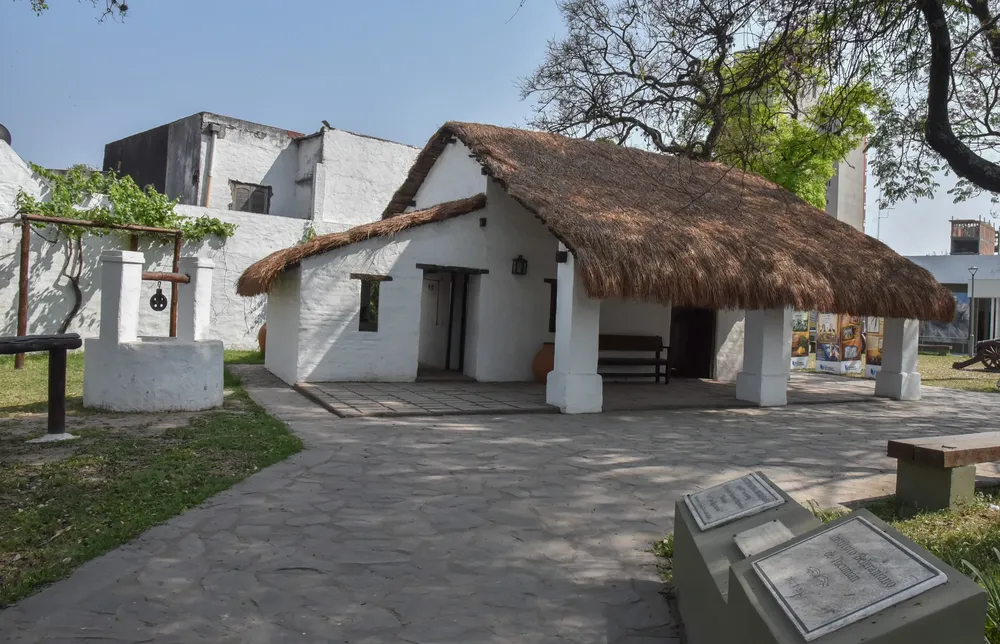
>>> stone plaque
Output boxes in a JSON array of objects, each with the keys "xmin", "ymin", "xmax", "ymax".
[
  {"xmin": 734, "ymin": 520, "xmax": 795, "ymax": 558},
  {"xmin": 752, "ymin": 515, "xmax": 948, "ymax": 641},
  {"xmin": 684, "ymin": 472, "xmax": 786, "ymax": 531}
]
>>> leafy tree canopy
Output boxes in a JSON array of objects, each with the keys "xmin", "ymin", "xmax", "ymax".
[{"xmin": 522, "ymin": 0, "xmax": 1000, "ymax": 208}]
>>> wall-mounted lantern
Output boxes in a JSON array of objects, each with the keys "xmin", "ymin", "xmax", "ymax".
[{"xmin": 511, "ymin": 255, "xmax": 528, "ymax": 276}]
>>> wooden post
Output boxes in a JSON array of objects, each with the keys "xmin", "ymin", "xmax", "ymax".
[
  {"xmin": 47, "ymin": 348, "xmax": 67, "ymax": 435},
  {"xmin": 15, "ymin": 218, "xmax": 30, "ymax": 369},
  {"xmin": 128, "ymin": 234, "xmax": 139, "ymax": 251},
  {"xmin": 169, "ymin": 233, "xmax": 181, "ymax": 337}
]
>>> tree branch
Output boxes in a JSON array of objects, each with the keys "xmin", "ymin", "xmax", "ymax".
[{"xmin": 920, "ymin": 0, "xmax": 1000, "ymax": 193}]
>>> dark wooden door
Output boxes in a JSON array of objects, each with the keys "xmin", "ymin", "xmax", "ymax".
[{"xmin": 669, "ymin": 307, "xmax": 716, "ymax": 378}]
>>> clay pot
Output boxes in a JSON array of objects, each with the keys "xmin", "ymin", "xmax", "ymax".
[
  {"xmin": 532, "ymin": 342, "xmax": 555, "ymax": 382},
  {"xmin": 257, "ymin": 324, "xmax": 267, "ymax": 357}
]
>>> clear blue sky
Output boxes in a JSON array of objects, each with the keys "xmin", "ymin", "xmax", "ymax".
[{"xmin": 0, "ymin": 0, "xmax": 994, "ymax": 256}]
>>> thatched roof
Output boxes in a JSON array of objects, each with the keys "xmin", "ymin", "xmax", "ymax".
[
  {"xmin": 377, "ymin": 122, "xmax": 953, "ymax": 321},
  {"xmin": 236, "ymin": 194, "xmax": 486, "ymax": 296}
]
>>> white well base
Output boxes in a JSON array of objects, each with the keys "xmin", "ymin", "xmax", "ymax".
[
  {"xmin": 28, "ymin": 433, "xmax": 79, "ymax": 443},
  {"xmin": 546, "ymin": 372, "xmax": 603, "ymax": 414},
  {"xmin": 83, "ymin": 337, "xmax": 225, "ymax": 412},
  {"xmin": 735, "ymin": 372, "xmax": 788, "ymax": 407},
  {"xmin": 875, "ymin": 371, "xmax": 921, "ymax": 401}
]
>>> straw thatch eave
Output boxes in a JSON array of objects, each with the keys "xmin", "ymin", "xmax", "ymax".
[
  {"xmin": 379, "ymin": 122, "xmax": 955, "ymax": 321},
  {"xmin": 236, "ymin": 194, "xmax": 486, "ymax": 296}
]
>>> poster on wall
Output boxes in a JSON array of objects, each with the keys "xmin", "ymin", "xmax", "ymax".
[
  {"xmin": 865, "ymin": 316, "xmax": 884, "ymax": 379},
  {"xmin": 840, "ymin": 314, "xmax": 864, "ymax": 374},
  {"xmin": 790, "ymin": 311, "xmax": 811, "ymax": 369},
  {"xmin": 815, "ymin": 313, "xmax": 842, "ymax": 374}
]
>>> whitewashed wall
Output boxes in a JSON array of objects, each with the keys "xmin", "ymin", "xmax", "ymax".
[
  {"xmin": 1, "ymin": 123, "xmax": 416, "ymax": 348},
  {"xmin": 198, "ymin": 117, "xmax": 305, "ymax": 218},
  {"xmin": 715, "ymin": 309, "xmax": 745, "ymax": 381},
  {"xmin": 315, "ymin": 129, "xmax": 420, "ymax": 230},
  {"xmin": 410, "ymin": 141, "xmax": 486, "ymax": 211},
  {"xmin": 263, "ymin": 267, "xmax": 301, "ymax": 384},
  {"xmin": 282, "ymin": 179, "xmax": 558, "ymax": 384},
  {"xmin": 0, "ymin": 188, "xmax": 314, "ymax": 347}
]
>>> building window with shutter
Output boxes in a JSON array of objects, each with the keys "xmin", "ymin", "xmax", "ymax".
[
  {"xmin": 229, "ymin": 180, "xmax": 272, "ymax": 214},
  {"xmin": 350, "ymin": 273, "xmax": 392, "ymax": 333}
]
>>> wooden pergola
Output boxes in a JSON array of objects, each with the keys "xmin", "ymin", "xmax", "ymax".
[{"xmin": 15, "ymin": 213, "xmax": 186, "ymax": 369}]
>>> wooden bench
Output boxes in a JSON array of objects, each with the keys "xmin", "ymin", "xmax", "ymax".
[
  {"xmin": 887, "ymin": 432, "xmax": 1000, "ymax": 509},
  {"xmin": 597, "ymin": 334, "xmax": 669, "ymax": 384},
  {"xmin": 1, "ymin": 334, "xmax": 82, "ymax": 440}
]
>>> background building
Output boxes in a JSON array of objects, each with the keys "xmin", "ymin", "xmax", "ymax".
[{"xmin": 908, "ymin": 218, "xmax": 1000, "ymax": 351}]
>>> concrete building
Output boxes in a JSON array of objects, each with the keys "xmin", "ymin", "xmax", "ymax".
[
  {"xmin": 103, "ymin": 112, "xmax": 416, "ymax": 230},
  {"xmin": 908, "ymin": 218, "xmax": 1000, "ymax": 351},
  {"xmin": 826, "ymin": 144, "xmax": 866, "ymax": 232},
  {"xmin": 1, "ymin": 114, "xmax": 419, "ymax": 347},
  {"xmin": 238, "ymin": 122, "xmax": 950, "ymax": 413}
]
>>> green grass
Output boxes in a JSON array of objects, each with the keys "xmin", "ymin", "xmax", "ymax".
[
  {"xmin": 0, "ymin": 351, "xmax": 301, "ymax": 607},
  {"xmin": 223, "ymin": 349, "xmax": 264, "ymax": 365},
  {"xmin": 0, "ymin": 353, "xmax": 86, "ymax": 416},
  {"xmin": 806, "ymin": 352, "xmax": 1000, "ymax": 394}
]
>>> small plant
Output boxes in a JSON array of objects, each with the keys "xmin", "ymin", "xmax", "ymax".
[
  {"xmin": 807, "ymin": 500, "xmax": 846, "ymax": 523},
  {"xmin": 652, "ymin": 533, "xmax": 675, "ymax": 582},
  {"xmin": 963, "ymin": 550, "xmax": 1000, "ymax": 644}
]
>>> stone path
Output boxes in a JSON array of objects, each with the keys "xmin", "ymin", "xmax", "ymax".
[
  {"xmin": 2, "ymin": 367, "xmax": 1000, "ymax": 643},
  {"xmin": 300, "ymin": 372, "xmax": 876, "ymax": 418}
]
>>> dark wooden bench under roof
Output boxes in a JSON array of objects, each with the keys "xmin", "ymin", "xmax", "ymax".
[
  {"xmin": 887, "ymin": 432, "xmax": 1000, "ymax": 509},
  {"xmin": 597, "ymin": 334, "xmax": 669, "ymax": 384}
]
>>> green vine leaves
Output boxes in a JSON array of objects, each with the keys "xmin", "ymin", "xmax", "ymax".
[{"xmin": 15, "ymin": 164, "xmax": 237, "ymax": 242}]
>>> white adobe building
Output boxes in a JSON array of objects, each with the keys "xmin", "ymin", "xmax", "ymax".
[
  {"xmin": 1, "ymin": 114, "xmax": 418, "ymax": 347},
  {"xmin": 238, "ymin": 122, "xmax": 952, "ymax": 413}
]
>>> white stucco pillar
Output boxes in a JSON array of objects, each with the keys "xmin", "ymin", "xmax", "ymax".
[
  {"xmin": 875, "ymin": 318, "xmax": 921, "ymax": 401},
  {"xmin": 546, "ymin": 245, "xmax": 602, "ymax": 414},
  {"xmin": 98, "ymin": 250, "xmax": 143, "ymax": 344},
  {"xmin": 735, "ymin": 308, "xmax": 792, "ymax": 406},
  {"xmin": 177, "ymin": 256, "xmax": 215, "ymax": 342}
]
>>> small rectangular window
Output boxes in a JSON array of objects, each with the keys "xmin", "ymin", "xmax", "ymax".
[
  {"xmin": 350, "ymin": 274, "xmax": 392, "ymax": 332},
  {"xmin": 359, "ymin": 280, "xmax": 380, "ymax": 332},
  {"xmin": 230, "ymin": 180, "xmax": 272, "ymax": 214}
]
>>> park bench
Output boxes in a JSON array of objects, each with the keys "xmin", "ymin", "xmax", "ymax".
[
  {"xmin": 887, "ymin": 432, "xmax": 1000, "ymax": 509},
  {"xmin": 597, "ymin": 334, "xmax": 669, "ymax": 384},
  {"xmin": 0, "ymin": 334, "xmax": 82, "ymax": 441}
]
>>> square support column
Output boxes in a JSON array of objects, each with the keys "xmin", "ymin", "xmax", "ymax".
[
  {"xmin": 546, "ymin": 245, "xmax": 602, "ymax": 414},
  {"xmin": 98, "ymin": 250, "xmax": 144, "ymax": 344},
  {"xmin": 875, "ymin": 317, "xmax": 921, "ymax": 401},
  {"xmin": 177, "ymin": 256, "xmax": 215, "ymax": 341},
  {"xmin": 735, "ymin": 308, "xmax": 792, "ymax": 406}
]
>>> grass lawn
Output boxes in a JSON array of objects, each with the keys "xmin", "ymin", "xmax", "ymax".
[
  {"xmin": 653, "ymin": 493, "xmax": 1000, "ymax": 642},
  {"xmin": 0, "ymin": 350, "xmax": 300, "ymax": 607},
  {"xmin": 805, "ymin": 352, "xmax": 1000, "ymax": 393}
]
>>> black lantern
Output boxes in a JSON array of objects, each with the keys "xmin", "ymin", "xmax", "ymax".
[{"xmin": 511, "ymin": 255, "xmax": 528, "ymax": 276}]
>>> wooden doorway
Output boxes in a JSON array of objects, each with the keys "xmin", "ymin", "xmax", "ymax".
[
  {"xmin": 416, "ymin": 263, "xmax": 486, "ymax": 380},
  {"xmin": 669, "ymin": 307, "xmax": 716, "ymax": 378}
]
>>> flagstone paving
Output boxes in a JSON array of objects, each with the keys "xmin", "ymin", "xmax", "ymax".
[
  {"xmin": 299, "ymin": 372, "xmax": 876, "ymax": 418},
  {"xmin": 2, "ymin": 367, "xmax": 999, "ymax": 643}
]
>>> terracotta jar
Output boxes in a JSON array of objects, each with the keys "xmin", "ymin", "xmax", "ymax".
[
  {"xmin": 532, "ymin": 342, "xmax": 555, "ymax": 382},
  {"xmin": 257, "ymin": 324, "xmax": 267, "ymax": 357}
]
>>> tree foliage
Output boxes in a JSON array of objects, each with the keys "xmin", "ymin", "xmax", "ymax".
[
  {"xmin": 523, "ymin": 0, "xmax": 1000, "ymax": 208},
  {"xmin": 16, "ymin": 164, "xmax": 235, "ymax": 240},
  {"xmin": 21, "ymin": 0, "xmax": 127, "ymax": 19}
]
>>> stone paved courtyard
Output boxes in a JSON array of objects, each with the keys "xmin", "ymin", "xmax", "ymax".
[
  {"xmin": 299, "ymin": 372, "xmax": 877, "ymax": 417},
  {"xmin": 2, "ymin": 367, "xmax": 1000, "ymax": 643}
]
